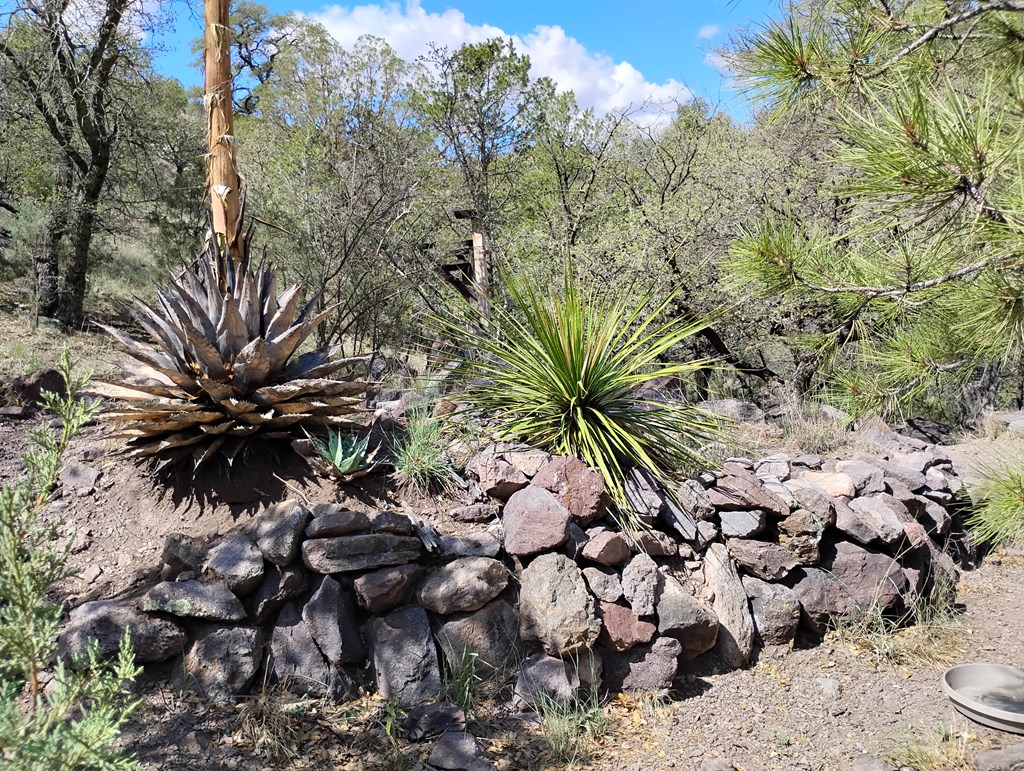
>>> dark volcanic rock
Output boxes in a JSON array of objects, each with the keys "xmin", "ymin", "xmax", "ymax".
[
  {"xmin": 302, "ymin": 533, "xmax": 421, "ymax": 573},
  {"xmin": 251, "ymin": 500, "xmax": 311, "ymax": 565},
  {"xmin": 727, "ymin": 538, "xmax": 798, "ymax": 581},
  {"xmin": 202, "ymin": 534, "xmax": 264, "ymax": 596},
  {"xmin": 434, "ymin": 599, "xmax": 522, "ymax": 671},
  {"xmin": 304, "ymin": 508, "xmax": 370, "ymax": 538},
  {"xmin": 368, "ymin": 605, "xmax": 442, "ymax": 707},
  {"xmin": 742, "ymin": 577, "xmax": 800, "ymax": 646},
  {"xmin": 354, "ymin": 564, "xmax": 424, "ymax": 612},
  {"xmin": 246, "ymin": 564, "xmax": 308, "ymax": 625},
  {"xmin": 603, "ymin": 637, "xmax": 682, "ymax": 693},
  {"xmin": 303, "ymin": 576, "xmax": 364, "ymax": 665},
  {"xmin": 655, "ymin": 573, "xmax": 718, "ymax": 660},
  {"xmin": 142, "ymin": 580, "xmax": 246, "ymax": 621},
  {"xmin": 184, "ymin": 625, "xmax": 264, "ymax": 703},
  {"xmin": 417, "ymin": 557, "xmax": 510, "ymax": 615},
  {"xmin": 59, "ymin": 600, "xmax": 186, "ymax": 665}
]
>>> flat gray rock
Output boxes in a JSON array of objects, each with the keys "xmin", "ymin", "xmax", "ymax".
[
  {"xmin": 142, "ymin": 580, "xmax": 246, "ymax": 621},
  {"xmin": 302, "ymin": 533, "xmax": 421, "ymax": 573}
]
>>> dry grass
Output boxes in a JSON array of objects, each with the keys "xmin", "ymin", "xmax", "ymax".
[
  {"xmin": 0, "ymin": 311, "xmax": 113, "ymax": 380},
  {"xmin": 885, "ymin": 725, "xmax": 976, "ymax": 771}
]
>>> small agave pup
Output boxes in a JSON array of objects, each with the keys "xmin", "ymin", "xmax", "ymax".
[{"xmin": 93, "ymin": 233, "xmax": 368, "ymax": 471}]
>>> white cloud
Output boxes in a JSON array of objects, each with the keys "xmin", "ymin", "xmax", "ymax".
[
  {"xmin": 310, "ymin": 0, "xmax": 691, "ymax": 118},
  {"xmin": 697, "ymin": 23, "xmax": 719, "ymax": 40}
]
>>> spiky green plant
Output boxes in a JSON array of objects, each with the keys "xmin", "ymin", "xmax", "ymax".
[
  {"xmin": 94, "ymin": 234, "xmax": 367, "ymax": 470},
  {"xmin": 967, "ymin": 464, "xmax": 1024, "ymax": 548},
  {"xmin": 306, "ymin": 429, "xmax": 378, "ymax": 478},
  {"xmin": 435, "ymin": 266, "xmax": 719, "ymax": 508}
]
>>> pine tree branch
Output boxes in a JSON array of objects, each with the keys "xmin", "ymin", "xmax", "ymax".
[
  {"xmin": 795, "ymin": 253, "xmax": 1012, "ymax": 297},
  {"xmin": 863, "ymin": 0, "xmax": 1024, "ymax": 79}
]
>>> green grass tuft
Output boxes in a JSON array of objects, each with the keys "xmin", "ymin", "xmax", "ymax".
[{"xmin": 967, "ymin": 464, "xmax": 1024, "ymax": 548}]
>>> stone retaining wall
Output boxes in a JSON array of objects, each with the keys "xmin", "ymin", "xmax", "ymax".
[{"xmin": 59, "ymin": 420, "xmax": 968, "ymax": 711}]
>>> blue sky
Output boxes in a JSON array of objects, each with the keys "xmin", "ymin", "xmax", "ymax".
[{"xmin": 154, "ymin": 0, "xmax": 779, "ymax": 117}]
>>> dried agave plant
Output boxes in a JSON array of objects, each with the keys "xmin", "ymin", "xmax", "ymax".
[{"xmin": 93, "ymin": 232, "xmax": 367, "ymax": 471}]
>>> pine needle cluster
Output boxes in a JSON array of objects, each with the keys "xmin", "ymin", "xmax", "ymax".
[{"xmin": 730, "ymin": 0, "xmax": 1024, "ymax": 419}]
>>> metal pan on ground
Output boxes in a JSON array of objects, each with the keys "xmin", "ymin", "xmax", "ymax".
[{"xmin": 942, "ymin": 663, "xmax": 1024, "ymax": 734}]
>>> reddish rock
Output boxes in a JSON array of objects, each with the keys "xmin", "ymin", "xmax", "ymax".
[
  {"xmin": 467, "ymin": 454, "xmax": 529, "ymax": 501},
  {"xmin": 596, "ymin": 600, "xmax": 656, "ymax": 652},
  {"xmin": 581, "ymin": 530, "xmax": 631, "ymax": 566},
  {"xmin": 727, "ymin": 538, "xmax": 798, "ymax": 581},
  {"xmin": 532, "ymin": 456, "xmax": 607, "ymax": 525},
  {"xmin": 502, "ymin": 486, "xmax": 571, "ymax": 557},
  {"xmin": 709, "ymin": 475, "xmax": 789, "ymax": 517},
  {"xmin": 354, "ymin": 564, "xmax": 423, "ymax": 613}
]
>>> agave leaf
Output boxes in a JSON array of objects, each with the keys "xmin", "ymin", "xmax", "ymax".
[
  {"xmin": 197, "ymin": 378, "xmax": 238, "ymax": 402},
  {"xmin": 178, "ymin": 322, "xmax": 229, "ymax": 380},
  {"xmin": 97, "ymin": 324, "xmax": 201, "ymax": 391},
  {"xmin": 223, "ymin": 398, "xmax": 260, "ymax": 416},
  {"xmin": 131, "ymin": 299, "xmax": 188, "ymax": 369},
  {"xmin": 280, "ymin": 346, "xmax": 342, "ymax": 379},
  {"xmin": 232, "ymin": 338, "xmax": 271, "ymax": 392},
  {"xmin": 238, "ymin": 268, "xmax": 262, "ymax": 339},
  {"xmin": 216, "ymin": 294, "xmax": 250, "ymax": 361},
  {"xmin": 237, "ymin": 409, "xmax": 276, "ymax": 425},
  {"xmin": 260, "ymin": 269, "xmax": 278, "ymax": 332},
  {"xmin": 266, "ymin": 285, "xmax": 303, "ymax": 342},
  {"xmin": 228, "ymin": 424, "xmax": 259, "ymax": 437},
  {"xmin": 133, "ymin": 430, "xmax": 209, "ymax": 456},
  {"xmin": 168, "ymin": 278, "xmax": 219, "ymax": 343},
  {"xmin": 192, "ymin": 437, "xmax": 227, "ymax": 471},
  {"xmin": 90, "ymin": 381, "xmax": 179, "ymax": 402}
]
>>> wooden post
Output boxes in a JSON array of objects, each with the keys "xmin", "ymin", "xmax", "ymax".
[
  {"xmin": 204, "ymin": 0, "xmax": 241, "ymax": 274},
  {"xmin": 454, "ymin": 209, "xmax": 491, "ymax": 318}
]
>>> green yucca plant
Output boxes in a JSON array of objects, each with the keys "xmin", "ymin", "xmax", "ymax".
[
  {"xmin": 436, "ymin": 265, "xmax": 719, "ymax": 509},
  {"xmin": 967, "ymin": 464, "xmax": 1024, "ymax": 548},
  {"xmin": 94, "ymin": 232, "xmax": 367, "ymax": 471}
]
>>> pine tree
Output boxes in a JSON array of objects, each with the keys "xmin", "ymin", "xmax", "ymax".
[
  {"xmin": 729, "ymin": 0, "xmax": 1024, "ymax": 421},
  {"xmin": 0, "ymin": 351, "xmax": 141, "ymax": 770}
]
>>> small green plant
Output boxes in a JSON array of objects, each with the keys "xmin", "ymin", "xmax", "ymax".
[
  {"xmin": 967, "ymin": 464, "xmax": 1024, "ymax": 548},
  {"xmin": 535, "ymin": 688, "xmax": 607, "ymax": 766},
  {"xmin": 435, "ymin": 263, "xmax": 719, "ymax": 529},
  {"xmin": 391, "ymin": 405, "xmax": 454, "ymax": 493},
  {"xmin": 307, "ymin": 428, "xmax": 378, "ymax": 478},
  {"xmin": 441, "ymin": 647, "xmax": 481, "ymax": 716},
  {"xmin": 376, "ymin": 700, "xmax": 415, "ymax": 771},
  {"xmin": 0, "ymin": 349, "xmax": 142, "ymax": 770}
]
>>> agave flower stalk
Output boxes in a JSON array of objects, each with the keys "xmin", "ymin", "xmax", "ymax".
[{"xmin": 93, "ymin": 233, "xmax": 367, "ymax": 471}]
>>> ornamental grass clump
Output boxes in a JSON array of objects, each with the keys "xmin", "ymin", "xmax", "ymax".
[
  {"xmin": 967, "ymin": 464, "xmax": 1024, "ymax": 548},
  {"xmin": 94, "ymin": 232, "xmax": 367, "ymax": 472},
  {"xmin": 437, "ymin": 266, "xmax": 718, "ymax": 516}
]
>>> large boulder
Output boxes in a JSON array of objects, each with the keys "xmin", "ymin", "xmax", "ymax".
[
  {"xmin": 434, "ymin": 599, "xmax": 522, "ymax": 671},
  {"xmin": 531, "ymin": 456, "xmax": 607, "ymax": 525},
  {"xmin": 202, "ymin": 534, "xmax": 264, "ymax": 596},
  {"xmin": 742, "ymin": 577, "xmax": 800, "ymax": 646},
  {"xmin": 417, "ymin": 557, "xmax": 510, "ymax": 615},
  {"xmin": 302, "ymin": 533, "xmax": 421, "ymax": 573},
  {"xmin": 251, "ymin": 500, "xmax": 311, "ymax": 565},
  {"xmin": 501, "ymin": 486, "xmax": 571, "ymax": 557},
  {"xmin": 519, "ymin": 553, "xmax": 600, "ymax": 656},
  {"xmin": 58, "ymin": 600, "xmax": 186, "ymax": 665},
  {"xmin": 655, "ymin": 573, "xmax": 718, "ymax": 660},
  {"xmin": 142, "ymin": 580, "xmax": 246, "ymax": 621},
  {"xmin": 183, "ymin": 625, "xmax": 264, "ymax": 703},
  {"xmin": 368, "ymin": 605, "xmax": 442, "ymax": 707},
  {"xmin": 786, "ymin": 542, "xmax": 907, "ymax": 633},
  {"xmin": 704, "ymin": 543, "xmax": 755, "ymax": 668}
]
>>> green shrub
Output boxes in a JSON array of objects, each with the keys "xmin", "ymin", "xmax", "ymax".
[
  {"xmin": 391, "ymin": 406, "xmax": 454, "ymax": 492},
  {"xmin": 436, "ymin": 265, "xmax": 718, "ymax": 519},
  {"xmin": 0, "ymin": 350, "xmax": 142, "ymax": 770},
  {"xmin": 967, "ymin": 465, "xmax": 1024, "ymax": 548}
]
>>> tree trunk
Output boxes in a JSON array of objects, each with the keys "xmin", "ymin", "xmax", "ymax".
[
  {"xmin": 205, "ymin": 0, "xmax": 242, "ymax": 276},
  {"xmin": 37, "ymin": 159, "xmax": 74, "ymax": 318},
  {"xmin": 55, "ymin": 163, "xmax": 108, "ymax": 329}
]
